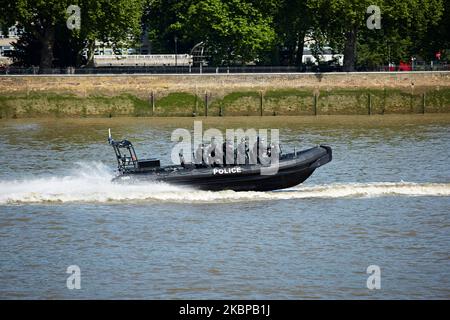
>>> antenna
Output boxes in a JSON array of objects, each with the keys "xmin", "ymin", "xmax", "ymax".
[{"xmin": 108, "ymin": 128, "xmax": 112, "ymax": 144}]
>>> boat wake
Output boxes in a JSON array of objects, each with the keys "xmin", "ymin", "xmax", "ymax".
[{"xmin": 0, "ymin": 162, "xmax": 449, "ymax": 204}]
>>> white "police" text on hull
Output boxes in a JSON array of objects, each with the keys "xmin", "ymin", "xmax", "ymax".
[{"xmin": 213, "ymin": 167, "xmax": 243, "ymax": 175}]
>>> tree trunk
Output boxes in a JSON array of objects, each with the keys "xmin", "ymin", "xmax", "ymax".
[
  {"xmin": 295, "ymin": 31, "xmax": 306, "ymax": 68},
  {"xmin": 39, "ymin": 26, "xmax": 55, "ymax": 73},
  {"xmin": 85, "ymin": 40, "xmax": 96, "ymax": 67},
  {"xmin": 343, "ymin": 26, "xmax": 358, "ymax": 72},
  {"xmin": 285, "ymin": 44, "xmax": 295, "ymax": 65}
]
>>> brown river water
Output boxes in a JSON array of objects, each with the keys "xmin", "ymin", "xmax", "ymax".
[{"xmin": 0, "ymin": 115, "xmax": 449, "ymax": 299}]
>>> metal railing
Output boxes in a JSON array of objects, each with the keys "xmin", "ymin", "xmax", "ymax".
[{"xmin": 0, "ymin": 64, "xmax": 448, "ymax": 75}]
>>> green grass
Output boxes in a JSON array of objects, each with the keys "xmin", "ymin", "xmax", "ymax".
[
  {"xmin": 263, "ymin": 89, "xmax": 314, "ymax": 115},
  {"xmin": 0, "ymin": 88, "xmax": 449, "ymax": 118},
  {"xmin": 155, "ymin": 92, "xmax": 201, "ymax": 116},
  {"xmin": 0, "ymin": 92, "xmax": 151, "ymax": 118},
  {"xmin": 213, "ymin": 91, "xmax": 261, "ymax": 116},
  {"xmin": 265, "ymin": 89, "xmax": 312, "ymax": 99},
  {"xmin": 317, "ymin": 89, "xmax": 371, "ymax": 115},
  {"xmin": 427, "ymin": 88, "xmax": 450, "ymax": 112}
]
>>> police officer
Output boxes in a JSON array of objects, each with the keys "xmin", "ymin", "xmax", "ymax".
[
  {"xmin": 179, "ymin": 149, "xmax": 186, "ymax": 167},
  {"xmin": 223, "ymin": 138, "xmax": 235, "ymax": 165},
  {"xmin": 195, "ymin": 143, "xmax": 205, "ymax": 167},
  {"xmin": 236, "ymin": 137, "xmax": 248, "ymax": 165},
  {"xmin": 268, "ymin": 141, "xmax": 281, "ymax": 158},
  {"xmin": 207, "ymin": 137, "xmax": 222, "ymax": 167},
  {"xmin": 252, "ymin": 136, "xmax": 268, "ymax": 164}
]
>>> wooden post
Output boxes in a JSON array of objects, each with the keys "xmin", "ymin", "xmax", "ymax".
[
  {"xmin": 410, "ymin": 92, "xmax": 414, "ymax": 114},
  {"xmin": 150, "ymin": 91, "xmax": 155, "ymax": 116},
  {"xmin": 422, "ymin": 93, "xmax": 426, "ymax": 114},
  {"xmin": 260, "ymin": 91, "xmax": 264, "ymax": 116},
  {"xmin": 313, "ymin": 93, "xmax": 318, "ymax": 116},
  {"xmin": 368, "ymin": 93, "xmax": 372, "ymax": 115},
  {"xmin": 194, "ymin": 93, "xmax": 198, "ymax": 116},
  {"xmin": 205, "ymin": 92, "xmax": 208, "ymax": 117}
]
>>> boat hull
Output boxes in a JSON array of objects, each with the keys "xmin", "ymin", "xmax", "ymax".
[{"xmin": 113, "ymin": 145, "xmax": 332, "ymax": 191}]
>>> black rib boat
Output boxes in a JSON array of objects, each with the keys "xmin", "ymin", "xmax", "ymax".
[{"xmin": 109, "ymin": 131, "xmax": 332, "ymax": 192}]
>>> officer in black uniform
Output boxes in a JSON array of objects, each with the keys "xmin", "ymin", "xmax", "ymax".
[
  {"xmin": 237, "ymin": 137, "xmax": 249, "ymax": 165},
  {"xmin": 195, "ymin": 143, "xmax": 206, "ymax": 167},
  {"xmin": 207, "ymin": 137, "xmax": 222, "ymax": 167},
  {"xmin": 223, "ymin": 138, "xmax": 235, "ymax": 165}
]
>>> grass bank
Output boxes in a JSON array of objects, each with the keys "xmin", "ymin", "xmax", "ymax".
[{"xmin": 0, "ymin": 87, "xmax": 449, "ymax": 118}]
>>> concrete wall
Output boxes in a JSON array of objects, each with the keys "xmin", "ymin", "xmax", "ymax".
[{"xmin": 0, "ymin": 72, "xmax": 449, "ymax": 118}]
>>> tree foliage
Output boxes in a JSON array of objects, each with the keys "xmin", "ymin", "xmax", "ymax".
[
  {"xmin": 144, "ymin": 0, "xmax": 276, "ymax": 65},
  {"xmin": 1, "ymin": 0, "xmax": 449, "ymax": 69},
  {"xmin": 313, "ymin": 0, "xmax": 445, "ymax": 71},
  {"xmin": 1, "ymin": 0, "xmax": 144, "ymax": 69}
]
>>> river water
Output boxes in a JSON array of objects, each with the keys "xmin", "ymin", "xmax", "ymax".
[{"xmin": 0, "ymin": 115, "xmax": 449, "ymax": 299}]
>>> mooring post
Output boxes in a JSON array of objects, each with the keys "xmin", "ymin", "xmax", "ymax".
[
  {"xmin": 150, "ymin": 91, "xmax": 155, "ymax": 115},
  {"xmin": 193, "ymin": 93, "xmax": 198, "ymax": 116},
  {"xmin": 314, "ymin": 93, "xmax": 318, "ymax": 116},
  {"xmin": 422, "ymin": 93, "xmax": 426, "ymax": 114},
  {"xmin": 410, "ymin": 92, "xmax": 414, "ymax": 113},
  {"xmin": 260, "ymin": 91, "xmax": 264, "ymax": 116},
  {"xmin": 205, "ymin": 92, "xmax": 208, "ymax": 117}
]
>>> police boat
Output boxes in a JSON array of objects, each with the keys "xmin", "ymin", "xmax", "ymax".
[{"xmin": 108, "ymin": 130, "xmax": 332, "ymax": 192}]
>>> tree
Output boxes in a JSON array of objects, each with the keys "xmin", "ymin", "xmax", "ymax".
[
  {"xmin": 316, "ymin": 0, "xmax": 444, "ymax": 71},
  {"xmin": 79, "ymin": 0, "xmax": 145, "ymax": 66},
  {"xmin": 1, "ymin": 0, "xmax": 74, "ymax": 71},
  {"xmin": 143, "ymin": 0, "xmax": 196, "ymax": 55},
  {"xmin": 186, "ymin": 0, "xmax": 276, "ymax": 65},
  {"xmin": 10, "ymin": 18, "xmax": 86, "ymax": 68},
  {"xmin": 312, "ymin": 0, "xmax": 378, "ymax": 72},
  {"xmin": 1, "ymin": 0, "xmax": 144, "ymax": 70},
  {"xmin": 396, "ymin": 0, "xmax": 445, "ymax": 61},
  {"xmin": 144, "ymin": 0, "xmax": 276, "ymax": 65},
  {"xmin": 272, "ymin": 0, "xmax": 313, "ymax": 66},
  {"xmin": 2, "ymin": 0, "xmax": 448, "ymax": 70}
]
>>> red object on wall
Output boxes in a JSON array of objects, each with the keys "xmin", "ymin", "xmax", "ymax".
[{"xmin": 398, "ymin": 61, "xmax": 412, "ymax": 71}]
